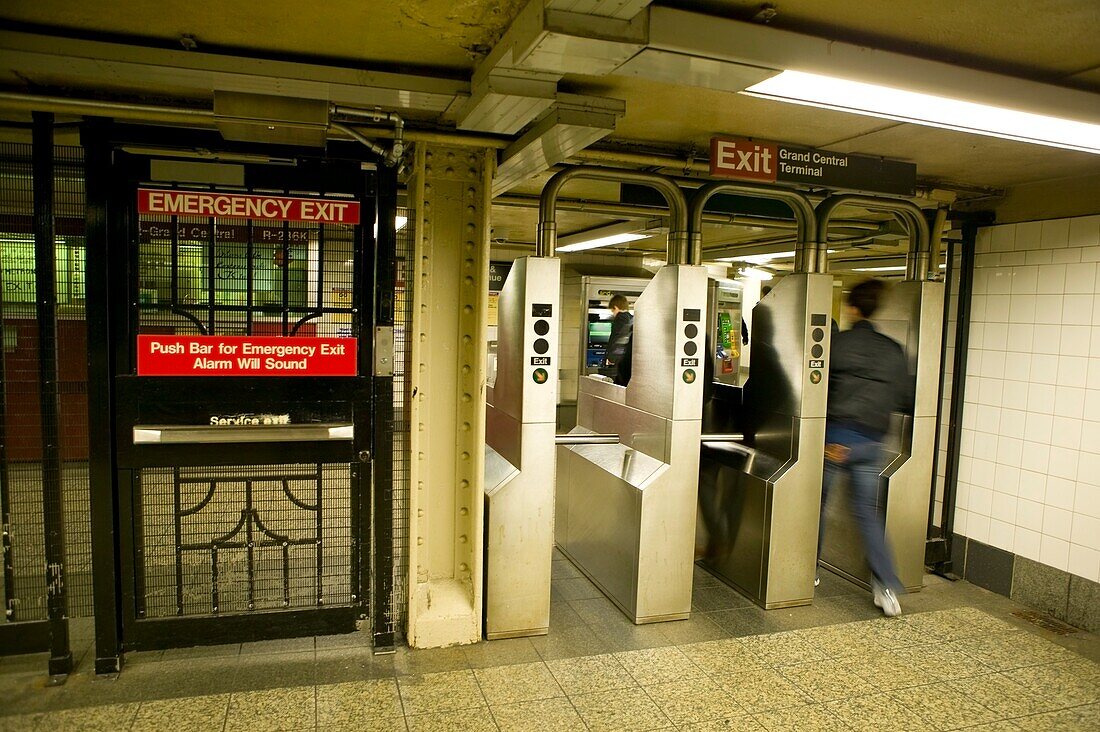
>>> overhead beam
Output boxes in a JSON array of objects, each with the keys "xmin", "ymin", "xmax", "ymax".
[
  {"xmin": 456, "ymin": 0, "xmax": 638, "ymax": 138},
  {"xmin": 0, "ymin": 30, "xmax": 466, "ymax": 113}
]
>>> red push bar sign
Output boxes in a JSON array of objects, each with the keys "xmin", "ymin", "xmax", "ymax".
[
  {"xmin": 138, "ymin": 189, "xmax": 360, "ymax": 224},
  {"xmin": 137, "ymin": 335, "xmax": 357, "ymax": 377}
]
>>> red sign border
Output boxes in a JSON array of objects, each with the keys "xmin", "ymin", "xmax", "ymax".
[
  {"xmin": 137, "ymin": 188, "xmax": 361, "ymax": 225},
  {"xmin": 136, "ymin": 335, "xmax": 359, "ymax": 377}
]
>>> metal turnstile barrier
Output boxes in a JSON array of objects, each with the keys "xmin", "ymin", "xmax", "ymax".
[
  {"xmin": 483, "ymin": 256, "xmax": 561, "ymax": 639},
  {"xmin": 819, "ymin": 279, "xmax": 944, "ymax": 591},
  {"xmin": 556, "ymin": 264, "xmax": 707, "ymax": 623},
  {"xmin": 698, "ymin": 273, "xmax": 834, "ymax": 608}
]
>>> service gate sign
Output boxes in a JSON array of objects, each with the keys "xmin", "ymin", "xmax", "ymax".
[
  {"xmin": 137, "ymin": 188, "xmax": 361, "ymax": 224},
  {"xmin": 709, "ymin": 136, "xmax": 916, "ymax": 196},
  {"xmin": 137, "ymin": 335, "xmax": 358, "ymax": 377}
]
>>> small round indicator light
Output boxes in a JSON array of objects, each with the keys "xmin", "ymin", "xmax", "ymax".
[
  {"xmin": 810, "ymin": 370, "xmax": 822, "ymax": 384},
  {"xmin": 532, "ymin": 368, "xmax": 548, "ymax": 384},
  {"xmin": 682, "ymin": 369, "xmax": 697, "ymax": 384},
  {"xmin": 533, "ymin": 338, "xmax": 549, "ymax": 354},
  {"xmin": 534, "ymin": 319, "xmax": 550, "ymax": 335},
  {"xmin": 684, "ymin": 323, "xmax": 698, "ymax": 339},
  {"xmin": 684, "ymin": 341, "xmax": 698, "ymax": 356},
  {"xmin": 811, "ymin": 344, "xmax": 823, "ymax": 358},
  {"xmin": 812, "ymin": 327, "xmax": 825, "ymax": 343}
]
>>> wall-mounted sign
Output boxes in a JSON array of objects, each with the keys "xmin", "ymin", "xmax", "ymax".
[
  {"xmin": 138, "ymin": 189, "xmax": 361, "ymax": 224},
  {"xmin": 137, "ymin": 335, "xmax": 357, "ymax": 376},
  {"xmin": 488, "ymin": 261, "xmax": 513, "ymax": 291},
  {"xmin": 709, "ymin": 136, "xmax": 916, "ymax": 196},
  {"xmin": 487, "ymin": 261, "xmax": 513, "ymax": 328}
]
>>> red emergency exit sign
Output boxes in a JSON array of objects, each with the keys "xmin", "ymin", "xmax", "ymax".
[
  {"xmin": 137, "ymin": 335, "xmax": 357, "ymax": 376},
  {"xmin": 138, "ymin": 189, "xmax": 361, "ymax": 224}
]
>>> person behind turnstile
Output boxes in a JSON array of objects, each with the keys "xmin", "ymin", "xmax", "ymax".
[
  {"xmin": 817, "ymin": 279, "xmax": 914, "ymax": 617},
  {"xmin": 603, "ymin": 294, "xmax": 633, "ymax": 381}
]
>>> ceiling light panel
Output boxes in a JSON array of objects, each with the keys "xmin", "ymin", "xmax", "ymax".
[
  {"xmin": 556, "ymin": 232, "xmax": 648, "ymax": 252},
  {"xmin": 745, "ymin": 71, "xmax": 1100, "ymax": 154}
]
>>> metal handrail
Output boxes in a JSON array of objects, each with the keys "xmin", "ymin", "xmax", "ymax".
[
  {"xmin": 689, "ymin": 182, "xmax": 817, "ymax": 271},
  {"xmin": 816, "ymin": 195, "xmax": 932, "ymax": 281},
  {"xmin": 700, "ymin": 433, "xmax": 745, "ymax": 443},
  {"xmin": 537, "ymin": 166, "xmax": 690, "ymax": 264},
  {"xmin": 554, "ymin": 434, "xmax": 620, "ymax": 445}
]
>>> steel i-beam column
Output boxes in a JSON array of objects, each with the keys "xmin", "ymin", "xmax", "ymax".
[{"xmin": 406, "ymin": 145, "xmax": 492, "ymax": 647}]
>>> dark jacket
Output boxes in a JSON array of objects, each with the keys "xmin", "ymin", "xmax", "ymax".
[
  {"xmin": 613, "ymin": 334, "xmax": 632, "ymax": 386},
  {"xmin": 827, "ymin": 320, "xmax": 914, "ymax": 439},
  {"xmin": 606, "ymin": 311, "xmax": 633, "ymax": 366}
]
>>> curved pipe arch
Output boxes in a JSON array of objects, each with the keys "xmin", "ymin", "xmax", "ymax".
[
  {"xmin": 537, "ymin": 166, "xmax": 689, "ymax": 263},
  {"xmin": 816, "ymin": 195, "xmax": 932, "ymax": 281},
  {"xmin": 688, "ymin": 182, "xmax": 817, "ymax": 270}
]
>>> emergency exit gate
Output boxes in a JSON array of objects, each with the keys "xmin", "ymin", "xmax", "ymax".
[{"xmin": 85, "ymin": 125, "xmax": 399, "ymax": 669}]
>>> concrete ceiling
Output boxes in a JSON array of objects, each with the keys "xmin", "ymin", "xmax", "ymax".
[
  {"xmin": 2, "ymin": 0, "xmax": 1099, "ymax": 262},
  {"xmin": 0, "ymin": 0, "xmax": 523, "ymax": 72}
]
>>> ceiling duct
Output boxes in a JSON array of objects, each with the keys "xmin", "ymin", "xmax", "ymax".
[
  {"xmin": 494, "ymin": 95, "xmax": 624, "ymax": 196},
  {"xmin": 214, "ymin": 91, "xmax": 329, "ymax": 147}
]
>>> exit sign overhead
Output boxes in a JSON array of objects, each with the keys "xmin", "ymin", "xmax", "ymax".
[{"xmin": 709, "ymin": 136, "xmax": 916, "ymax": 196}]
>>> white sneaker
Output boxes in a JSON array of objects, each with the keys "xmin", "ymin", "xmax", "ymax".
[
  {"xmin": 873, "ymin": 583, "xmax": 902, "ymax": 617},
  {"xmin": 814, "ymin": 576, "xmax": 820, "ymax": 587}
]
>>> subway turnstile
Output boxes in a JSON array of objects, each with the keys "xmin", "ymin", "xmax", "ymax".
[
  {"xmin": 556, "ymin": 264, "xmax": 706, "ymax": 623},
  {"xmin": 819, "ymin": 279, "xmax": 944, "ymax": 591},
  {"xmin": 698, "ymin": 273, "xmax": 833, "ymax": 608},
  {"xmin": 483, "ymin": 256, "xmax": 561, "ymax": 638}
]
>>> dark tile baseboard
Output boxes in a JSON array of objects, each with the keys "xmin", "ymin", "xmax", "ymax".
[{"xmin": 949, "ymin": 533, "xmax": 1100, "ymax": 633}]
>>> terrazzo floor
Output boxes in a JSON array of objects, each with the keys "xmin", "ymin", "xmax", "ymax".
[{"xmin": 1, "ymin": 555, "xmax": 1098, "ymax": 731}]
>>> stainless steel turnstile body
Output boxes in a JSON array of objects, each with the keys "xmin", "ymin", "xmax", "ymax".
[
  {"xmin": 484, "ymin": 256, "xmax": 561, "ymax": 638},
  {"xmin": 819, "ymin": 280, "xmax": 944, "ymax": 592},
  {"xmin": 698, "ymin": 273, "xmax": 833, "ymax": 609},
  {"xmin": 556, "ymin": 265, "xmax": 707, "ymax": 623}
]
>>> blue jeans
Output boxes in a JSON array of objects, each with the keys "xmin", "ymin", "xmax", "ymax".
[{"xmin": 818, "ymin": 427, "xmax": 902, "ymax": 593}]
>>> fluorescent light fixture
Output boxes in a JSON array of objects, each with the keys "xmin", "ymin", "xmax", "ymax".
[
  {"xmin": 373, "ymin": 215, "xmax": 409, "ymax": 237},
  {"xmin": 744, "ymin": 71, "xmax": 1100, "ymax": 154},
  {"xmin": 557, "ymin": 232, "xmax": 648, "ymax": 253},
  {"xmin": 739, "ymin": 266, "xmax": 773, "ymax": 281},
  {"xmin": 852, "ymin": 263, "xmax": 948, "ymax": 272},
  {"xmin": 719, "ymin": 248, "xmax": 836, "ymax": 264},
  {"xmin": 556, "ymin": 220, "xmax": 655, "ymax": 253}
]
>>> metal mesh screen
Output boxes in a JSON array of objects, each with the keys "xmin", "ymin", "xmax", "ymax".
[
  {"xmin": 0, "ymin": 142, "xmax": 91, "ymax": 622},
  {"xmin": 56, "ymin": 146, "xmax": 92, "ymax": 617},
  {"xmin": 136, "ymin": 194, "xmax": 358, "ymax": 338},
  {"xmin": 137, "ymin": 463, "xmax": 352, "ymax": 618},
  {"xmin": 390, "ymin": 205, "xmax": 412, "ymax": 636}
]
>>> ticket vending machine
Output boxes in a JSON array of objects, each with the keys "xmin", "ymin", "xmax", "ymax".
[
  {"xmin": 483, "ymin": 256, "xmax": 561, "ymax": 638},
  {"xmin": 708, "ymin": 279, "xmax": 744, "ymax": 387}
]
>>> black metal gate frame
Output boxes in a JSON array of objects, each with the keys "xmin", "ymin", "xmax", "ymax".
[{"xmin": 81, "ymin": 122, "xmax": 398, "ymax": 672}]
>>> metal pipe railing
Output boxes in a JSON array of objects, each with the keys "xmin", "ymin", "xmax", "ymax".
[
  {"xmin": 537, "ymin": 166, "xmax": 689, "ymax": 263},
  {"xmin": 700, "ymin": 433, "xmax": 745, "ymax": 443},
  {"xmin": 816, "ymin": 195, "xmax": 932, "ymax": 281},
  {"xmin": 553, "ymin": 433, "xmax": 746, "ymax": 445},
  {"xmin": 688, "ymin": 182, "xmax": 817, "ymax": 271},
  {"xmin": 554, "ymin": 434, "xmax": 620, "ymax": 445}
]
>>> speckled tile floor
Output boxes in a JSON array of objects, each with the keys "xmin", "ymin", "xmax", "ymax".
[{"xmin": 1, "ymin": 562, "xmax": 1098, "ymax": 731}]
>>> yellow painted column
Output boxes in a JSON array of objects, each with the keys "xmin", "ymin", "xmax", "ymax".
[{"xmin": 406, "ymin": 144, "xmax": 492, "ymax": 647}]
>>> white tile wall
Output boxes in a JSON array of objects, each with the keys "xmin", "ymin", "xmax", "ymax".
[{"xmin": 958, "ymin": 214, "xmax": 1100, "ymax": 582}]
